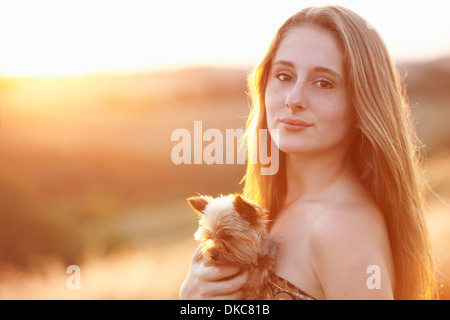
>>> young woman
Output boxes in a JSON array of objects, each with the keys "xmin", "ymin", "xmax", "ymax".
[{"xmin": 180, "ymin": 5, "xmax": 438, "ymax": 300}]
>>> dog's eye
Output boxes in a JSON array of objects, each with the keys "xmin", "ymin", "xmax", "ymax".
[{"xmin": 221, "ymin": 234, "xmax": 233, "ymax": 241}]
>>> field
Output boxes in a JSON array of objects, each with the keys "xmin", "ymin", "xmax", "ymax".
[{"xmin": 0, "ymin": 60, "xmax": 449, "ymax": 299}]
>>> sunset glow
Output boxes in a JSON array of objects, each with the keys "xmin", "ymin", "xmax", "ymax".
[{"xmin": 1, "ymin": 0, "xmax": 450, "ymax": 301}]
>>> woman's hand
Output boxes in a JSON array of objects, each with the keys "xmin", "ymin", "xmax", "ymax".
[{"xmin": 179, "ymin": 245, "xmax": 248, "ymax": 300}]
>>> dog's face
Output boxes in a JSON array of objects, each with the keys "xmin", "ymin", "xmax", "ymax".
[{"xmin": 187, "ymin": 194, "xmax": 268, "ymax": 266}]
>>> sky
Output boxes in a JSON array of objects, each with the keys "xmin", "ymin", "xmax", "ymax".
[{"xmin": 0, "ymin": 0, "xmax": 449, "ymax": 77}]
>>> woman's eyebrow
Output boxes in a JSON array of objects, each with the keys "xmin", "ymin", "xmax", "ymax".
[
  {"xmin": 272, "ymin": 60, "xmax": 295, "ymax": 69},
  {"xmin": 273, "ymin": 60, "xmax": 342, "ymax": 80},
  {"xmin": 312, "ymin": 66, "xmax": 342, "ymax": 80}
]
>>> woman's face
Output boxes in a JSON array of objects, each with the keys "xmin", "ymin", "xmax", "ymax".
[{"xmin": 265, "ymin": 25, "xmax": 357, "ymax": 156}]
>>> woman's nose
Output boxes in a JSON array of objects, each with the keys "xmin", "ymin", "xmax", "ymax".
[{"xmin": 285, "ymin": 80, "xmax": 306, "ymax": 110}]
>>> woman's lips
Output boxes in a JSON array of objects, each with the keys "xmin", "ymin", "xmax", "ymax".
[{"xmin": 279, "ymin": 117, "xmax": 312, "ymax": 131}]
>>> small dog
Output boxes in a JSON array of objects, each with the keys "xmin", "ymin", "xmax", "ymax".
[{"xmin": 187, "ymin": 193, "xmax": 277, "ymax": 300}]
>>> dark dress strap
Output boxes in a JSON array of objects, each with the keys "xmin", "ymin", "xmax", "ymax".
[{"xmin": 260, "ymin": 272, "xmax": 316, "ymax": 300}]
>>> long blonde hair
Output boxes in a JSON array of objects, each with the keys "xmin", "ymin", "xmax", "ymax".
[{"xmin": 242, "ymin": 5, "xmax": 438, "ymax": 300}]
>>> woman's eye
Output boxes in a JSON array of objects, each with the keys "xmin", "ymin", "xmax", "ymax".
[
  {"xmin": 276, "ymin": 73, "xmax": 293, "ymax": 82},
  {"xmin": 315, "ymin": 80, "xmax": 333, "ymax": 89}
]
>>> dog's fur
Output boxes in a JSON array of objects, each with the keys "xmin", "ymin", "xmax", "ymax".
[{"xmin": 187, "ymin": 194, "xmax": 278, "ymax": 300}]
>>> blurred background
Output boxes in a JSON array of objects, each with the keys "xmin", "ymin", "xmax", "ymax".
[{"xmin": 0, "ymin": 0, "xmax": 449, "ymax": 299}]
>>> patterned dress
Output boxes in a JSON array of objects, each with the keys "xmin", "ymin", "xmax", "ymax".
[{"xmin": 260, "ymin": 272, "xmax": 316, "ymax": 300}]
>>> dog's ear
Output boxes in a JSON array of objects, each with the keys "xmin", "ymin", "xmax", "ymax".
[
  {"xmin": 232, "ymin": 194, "xmax": 259, "ymax": 225},
  {"xmin": 187, "ymin": 196, "xmax": 209, "ymax": 215}
]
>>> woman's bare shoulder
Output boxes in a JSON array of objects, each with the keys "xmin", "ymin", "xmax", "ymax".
[
  {"xmin": 311, "ymin": 175, "xmax": 387, "ymax": 238},
  {"xmin": 314, "ymin": 196, "xmax": 386, "ymax": 234},
  {"xmin": 309, "ymin": 197, "xmax": 394, "ymax": 299}
]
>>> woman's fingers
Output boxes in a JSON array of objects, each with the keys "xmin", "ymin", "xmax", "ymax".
[
  {"xmin": 201, "ymin": 269, "xmax": 249, "ymax": 298},
  {"xmin": 209, "ymin": 289, "xmax": 246, "ymax": 300},
  {"xmin": 202, "ymin": 263, "xmax": 243, "ymax": 281},
  {"xmin": 192, "ymin": 245, "xmax": 203, "ymax": 263},
  {"xmin": 181, "ymin": 245, "xmax": 249, "ymax": 299}
]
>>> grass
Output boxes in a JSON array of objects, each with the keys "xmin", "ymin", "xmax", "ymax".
[{"xmin": 0, "ymin": 238, "xmax": 198, "ymax": 299}]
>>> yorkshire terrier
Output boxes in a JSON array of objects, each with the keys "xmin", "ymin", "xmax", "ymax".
[{"xmin": 187, "ymin": 193, "xmax": 278, "ymax": 300}]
